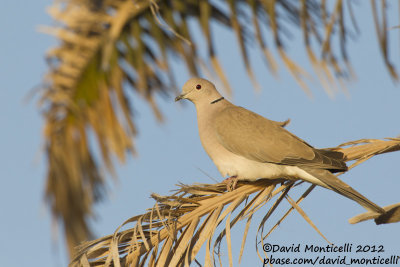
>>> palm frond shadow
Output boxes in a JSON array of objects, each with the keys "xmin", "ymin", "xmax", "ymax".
[{"xmin": 71, "ymin": 138, "xmax": 400, "ymax": 266}]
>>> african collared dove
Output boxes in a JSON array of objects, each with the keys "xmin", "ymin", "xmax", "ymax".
[{"xmin": 175, "ymin": 77, "xmax": 385, "ymax": 215}]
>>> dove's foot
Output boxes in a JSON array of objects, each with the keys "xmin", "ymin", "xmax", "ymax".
[{"xmin": 222, "ymin": 176, "xmax": 238, "ymax": 191}]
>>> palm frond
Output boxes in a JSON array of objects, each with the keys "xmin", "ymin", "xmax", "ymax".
[
  {"xmin": 41, "ymin": 0, "xmax": 399, "ymax": 256},
  {"xmin": 70, "ymin": 137, "xmax": 400, "ymax": 266}
]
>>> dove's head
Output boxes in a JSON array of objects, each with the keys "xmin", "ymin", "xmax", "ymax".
[{"xmin": 175, "ymin": 78, "xmax": 222, "ymax": 105}]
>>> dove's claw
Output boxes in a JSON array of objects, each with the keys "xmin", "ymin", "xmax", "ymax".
[{"xmin": 222, "ymin": 176, "xmax": 238, "ymax": 191}]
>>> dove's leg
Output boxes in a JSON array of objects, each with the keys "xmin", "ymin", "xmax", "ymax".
[{"xmin": 222, "ymin": 176, "xmax": 238, "ymax": 191}]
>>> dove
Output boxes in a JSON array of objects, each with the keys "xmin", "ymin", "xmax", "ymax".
[{"xmin": 175, "ymin": 77, "xmax": 387, "ymax": 216}]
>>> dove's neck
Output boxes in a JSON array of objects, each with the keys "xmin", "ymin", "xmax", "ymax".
[
  {"xmin": 210, "ymin": 96, "xmax": 224, "ymax": 104},
  {"xmin": 195, "ymin": 98, "xmax": 230, "ymax": 117},
  {"xmin": 195, "ymin": 98, "xmax": 232, "ymax": 132}
]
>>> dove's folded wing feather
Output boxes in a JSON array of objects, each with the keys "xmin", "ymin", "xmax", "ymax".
[{"xmin": 214, "ymin": 106, "xmax": 347, "ymax": 172}]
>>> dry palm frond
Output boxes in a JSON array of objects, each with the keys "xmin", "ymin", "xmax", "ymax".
[
  {"xmin": 41, "ymin": 0, "xmax": 399, "ymax": 256},
  {"xmin": 370, "ymin": 0, "xmax": 399, "ymax": 81},
  {"xmin": 70, "ymin": 137, "xmax": 400, "ymax": 266}
]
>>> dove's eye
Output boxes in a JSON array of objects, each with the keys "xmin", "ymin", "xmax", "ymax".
[{"xmin": 196, "ymin": 84, "xmax": 201, "ymax": 90}]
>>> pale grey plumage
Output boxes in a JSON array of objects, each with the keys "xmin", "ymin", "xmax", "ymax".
[{"xmin": 176, "ymin": 77, "xmax": 385, "ymax": 215}]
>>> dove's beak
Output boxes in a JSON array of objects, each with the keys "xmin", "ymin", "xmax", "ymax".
[{"xmin": 175, "ymin": 94, "xmax": 186, "ymax": 102}]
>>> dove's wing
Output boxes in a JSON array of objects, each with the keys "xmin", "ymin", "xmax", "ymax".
[{"xmin": 214, "ymin": 106, "xmax": 347, "ymax": 172}]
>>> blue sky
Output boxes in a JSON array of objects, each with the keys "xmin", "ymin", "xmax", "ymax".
[{"xmin": 1, "ymin": 1, "xmax": 399, "ymax": 266}]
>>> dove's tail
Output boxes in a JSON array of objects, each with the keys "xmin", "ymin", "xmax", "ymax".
[{"xmin": 299, "ymin": 167, "xmax": 385, "ymax": 215}]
